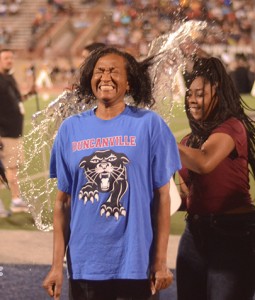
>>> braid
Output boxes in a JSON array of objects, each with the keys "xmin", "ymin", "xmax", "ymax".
[{"xmin": 239, "ymin": 102, "xmax": 255, "ymax": 178}]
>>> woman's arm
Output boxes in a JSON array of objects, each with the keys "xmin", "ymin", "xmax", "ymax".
[
  {"xmin": 178, "ymin": 132, "xmax": 235, "ymax": 174},
  {"xmin": 150, "ymin": 182, "xmax": 173, "ymax": 294},
  {"xmin": 43, "ymin": 190, "xmax": 71, "ymax": 300}
]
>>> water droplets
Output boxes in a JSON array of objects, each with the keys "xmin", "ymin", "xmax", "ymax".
[{"xmin": 18, "ymin": 91, "xmax": 90, "ymax": 231}]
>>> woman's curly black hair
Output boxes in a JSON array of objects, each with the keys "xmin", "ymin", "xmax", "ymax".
[
  {"xmin": 74, "ymin": 47, "xmax": 155, "ymax": 108},
  {"xmin": 185, "ymin": 56, "xmax": 255, "ymax": 178}
]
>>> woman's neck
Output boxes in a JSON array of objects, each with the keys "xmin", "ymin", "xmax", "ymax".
[{"xmin": 95, "ymin": 102, "xmax": 126, "ymax": 120}]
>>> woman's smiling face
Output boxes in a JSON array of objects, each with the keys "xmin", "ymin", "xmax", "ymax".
[
  {"xmin": 91, "ymin": 53, "xmax": 129, "ymax": 106},
  {"xmin": 186, "ymin": 76, "xmax": 217, "ymax": 121}
]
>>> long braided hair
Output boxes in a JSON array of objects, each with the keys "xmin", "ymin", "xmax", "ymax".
[{"xmin": 184, "ymin": 57, "xmax": 255, "ymax": 178}]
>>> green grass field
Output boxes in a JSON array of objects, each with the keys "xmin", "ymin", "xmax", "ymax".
[{"xmin": 0, "ymin": 93, "xmax": 255, "ymax": 234}]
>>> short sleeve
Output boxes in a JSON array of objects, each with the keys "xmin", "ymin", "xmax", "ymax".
[
  {"xmin": 49, "ymin": 122, "xmax": 72, "ymax": 194},
  {"xmin": 212, "ymin": 118, "xmax": 247, "ymax": 158},
  {"xmin": 151, "ymin": 116, "xmax": 182, "ymax": 189}
]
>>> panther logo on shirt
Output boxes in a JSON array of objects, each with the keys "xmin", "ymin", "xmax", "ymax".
[{"xmin": 79, "ymin": 149, "xmax": 129, "ymax": 220}]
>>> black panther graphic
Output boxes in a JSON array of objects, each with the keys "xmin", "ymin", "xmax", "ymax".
[{"xmin": 79, "ymin": 149, "xmax": 129, "ymax": 220}]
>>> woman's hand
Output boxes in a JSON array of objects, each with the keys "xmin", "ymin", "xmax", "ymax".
[
  {"xmin": 43, "ymin": 267, "xmax": 63, "ymax": 300},
  {"xmin": 150, "ymin": 263, "xmax": 173, "ymax": 294}
]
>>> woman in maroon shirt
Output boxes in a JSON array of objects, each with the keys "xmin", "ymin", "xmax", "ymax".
[{"xmin": 177, "ymin": 57, "xmax": 255, "ymax": 300}]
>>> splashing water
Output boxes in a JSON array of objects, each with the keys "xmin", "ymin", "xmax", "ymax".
[
  {"xmin": 19, "ymin": 20, "xmax": 207, "ymax": 231},
  {"xmin": 19, "ymin": 92, "xmax": 90, "ymax": 231},
  {"xmin": 148, "ymin": 20, "xmax": 207, "ymax": 123}
]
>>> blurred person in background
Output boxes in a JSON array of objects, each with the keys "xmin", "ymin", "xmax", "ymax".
[
  {"xmin": 43, "ymin": 46, "xmax": 181, "ymax": 300},
  {"xmin": 229, "ymin": 53, "xmax": 252, "ymax": 94},
  {"xmin": 81, "ymin": 42, "xmax": 106, "ymax": 61},
  {"xmin": 177, "ymin": 56, "xmax": 255, "ymax": 300},
  {"xmin": 0, "ymin": 49, "xmax": 34, "ymax": 216}
]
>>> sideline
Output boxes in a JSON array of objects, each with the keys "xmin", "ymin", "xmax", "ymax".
[{"xmin": 0, "ymin": 230, "xmax": 180, "ymax": 268}]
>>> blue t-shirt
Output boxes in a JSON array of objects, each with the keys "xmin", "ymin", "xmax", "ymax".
[{"xmin": 50, "ymin": 105, "xmax": 181, "ymax": 280}]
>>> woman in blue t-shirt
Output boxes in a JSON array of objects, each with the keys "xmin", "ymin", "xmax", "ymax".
[
  {"xmin": 177, "ymin": 57, "xmax": 255, "ymax": 300},
  {"xmin": 43, "ymin": 47, "xmax": 181, "ymax": 300}
]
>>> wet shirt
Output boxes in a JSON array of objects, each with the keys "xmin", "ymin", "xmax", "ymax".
[
  {"xmin": 50, "ymin": 105, "xmax": 181, "ymax": 280},
  {"xmin": 179, "ymin": 117, "xmax": 252, "ymax": 215}
]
